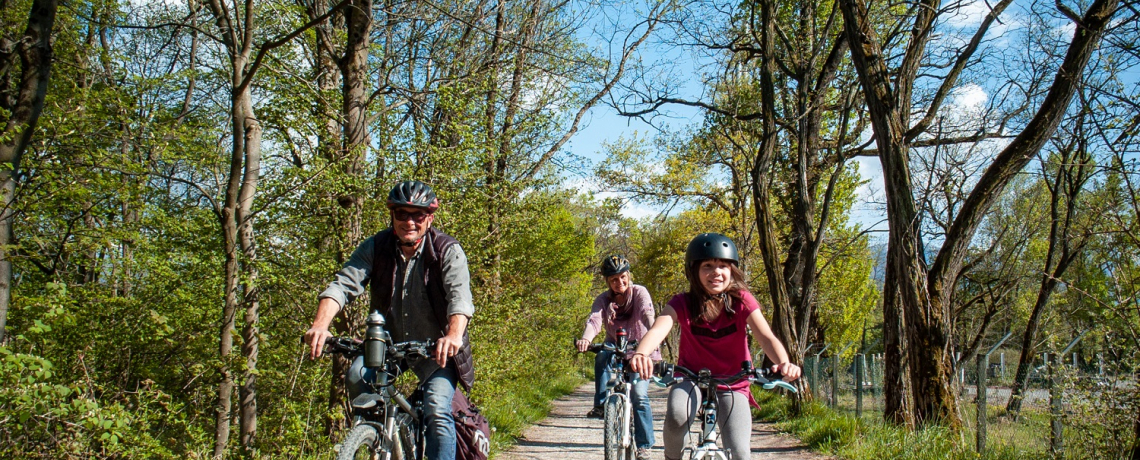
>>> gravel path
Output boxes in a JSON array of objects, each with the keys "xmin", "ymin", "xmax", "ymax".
[{"xmin": 496, "ymin": 383, "xmax": 829, "ymax": 460}]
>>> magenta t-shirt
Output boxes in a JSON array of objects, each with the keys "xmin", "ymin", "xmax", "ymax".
[{"xmin": 670, "ymin": 289, "xmax": 759, "ymax": 395}]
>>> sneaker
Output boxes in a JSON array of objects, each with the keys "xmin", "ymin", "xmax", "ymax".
[
  {"xmin": 636, "ymin": 447, "xmax": 651, "ymax": 460},
  {"xmin": 585, "ymin": 406, "xmax": 604, "ymax": 419}
]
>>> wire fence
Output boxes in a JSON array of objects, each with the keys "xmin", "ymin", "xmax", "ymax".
[{"xmin": 802, "ymin": 345, "xmax": 1138, "ymax": 459}]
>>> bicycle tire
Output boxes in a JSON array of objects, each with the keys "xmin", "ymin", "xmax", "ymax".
[
  {"xmin": 337, "ymin": 424, "xmax": 381, "ymax": 460},
  {"xmin": 393, "ymin": 412, "xmax": 417, "ymax": 460},
  {"xmin": 603, "ymin": 395, "xmax": 627, "ymax": 460}
]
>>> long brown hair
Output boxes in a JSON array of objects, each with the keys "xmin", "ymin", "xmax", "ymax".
[{"xmin": 684, "ymin": 260, "xmax": 749, "ymax": 324}]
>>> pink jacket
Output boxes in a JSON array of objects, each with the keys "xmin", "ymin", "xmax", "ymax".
[{"xmin": 582, "ymin": 284, "xmax": 661, "ymax": 360}]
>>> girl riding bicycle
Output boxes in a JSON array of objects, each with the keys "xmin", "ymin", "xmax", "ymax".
[
  {"xmin": 576, "ymin": 254, "xmax": 658, "ymax": 460},
  {"xmin": 629, "ymin": 233, "xmax": 801, "ymax": 460}
]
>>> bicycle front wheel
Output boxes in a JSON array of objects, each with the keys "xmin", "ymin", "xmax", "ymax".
[
  {"xmin": 392, "ymin": 413, "xmax": 417, "ymax": 460},
  {"xmin": 603, "ymin": 395, "xmax": 629, "ymax": 460},
  {"xmin": 337, "ymin": 424, "xmax": 381, "ymax": 460}
]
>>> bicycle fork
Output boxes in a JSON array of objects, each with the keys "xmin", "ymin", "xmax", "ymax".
[{"xmin": 690, "ymin": 396, "xmax": 729, "ymax": 460}]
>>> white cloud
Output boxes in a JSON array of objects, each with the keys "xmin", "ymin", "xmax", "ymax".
[
  {"xmin": 940, "ymin": 0, "xmax": 1020, "ymax": 45},
  {"xmin": 853, "ymin": 157, "xmax": 888, "ymax": 233},
  {"xmin": 951, "ymin": 84, "xmax": 988, "ymax": 111},
  {"xmin": 565, "ymin": 177, "xmax": 670, "ymax": 220},
  {"xmin": 944, "ymin": 0, "xmax": 994, "ymax": 28}
]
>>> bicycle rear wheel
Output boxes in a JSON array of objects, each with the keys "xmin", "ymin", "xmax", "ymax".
[
  {"xmin": 337, "ymin": 424, "xmax": 380, "ymax": 460},
  {"xmin": 603, "ymin": 395, "xmax": 629, "ymax": 460}
]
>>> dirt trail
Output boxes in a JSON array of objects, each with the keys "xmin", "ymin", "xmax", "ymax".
[{"xmin": 496, "ymin": 383, "xmax": 829, "ymax": 460}]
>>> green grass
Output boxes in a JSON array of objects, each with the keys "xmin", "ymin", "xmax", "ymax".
[
  {"xmin": 483, "ymin": 357, "xmax": 592, "ymax": 458},
  {"xmin": 751, "ymin": 392, "xmax": 1054, "ymax": 460}
]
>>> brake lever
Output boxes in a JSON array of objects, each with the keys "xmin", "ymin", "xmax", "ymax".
[
  {"xmin": 761, "ymin": 380, "xmax": 798, "ymax": 393},
  {"xmin": 752, "ymin": 369, "xmax": 799, "ymax": 393},
  {"xmin": 652, "ymin": 374, "xmax": 679, "ymax": 387}
]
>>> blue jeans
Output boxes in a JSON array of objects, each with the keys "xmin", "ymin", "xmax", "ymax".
[
  {"xmin": 595, "ymin": 349, "xmax": 655, "ymax": 449},
  {"xmin": 347, "ymin": 356, "xmax": 458, "ymax": 460}
]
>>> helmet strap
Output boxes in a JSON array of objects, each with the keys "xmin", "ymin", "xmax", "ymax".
[
  {"xmin": 397, "ymin": 237, "xmax": 423, "ymax": 248},
  {"xmin": 719, "ymin": 293, "xmax": 736, "ymax": 316}
]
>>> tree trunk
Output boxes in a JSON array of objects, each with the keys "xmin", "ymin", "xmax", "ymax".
[
  {"xmin": 841, "ymin": 0, "xmax": 1116, "ymax": 428},
  {"xmin": 236, "ymin": 87, "xmax": 263, "ymax": 450},
  {"xmin": 881, "ymin": 255, "xmax": 911, "ymax": 425},
  {"xmin": 0, "ymin": 0, "xmax": 58, "ymax": 343},
  {"xmin": 751, "ymin": 0, "xmax": 797, "ymax": 396},
  {"xmin": 839, "ymin": 0, "xmax": 959, "ymax": 427},
  {"xmin": 216, "ymin": 206, "xmax": 239, "ymax": 459},
  {"xmin": 1133, "ymin": 372, "xmax": 1140, "ymax": 460},
  {"xmin": 205, "ymin": 1, "xmax": 254, "ymax": 455},
  {"xmin": 337, "ymin": 0, "xmax": 370, "ymax": 244},
  {"xmin": 1007, "ymin": 135, "xmax": 1091, "ymax": 416},
  {"xmin": 308, "ymin": 0, "xmax": 351, "ymax": 435}
]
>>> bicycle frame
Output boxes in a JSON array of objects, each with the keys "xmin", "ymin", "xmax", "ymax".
[
  {"xmin": 607, "ymin": 349, "xmax": 635, "ymax": 453},
  {"xmin": 690, "ymin": 368, "xmax": 729, "ymax": 460},
  {"xmin": 584, "ymin": 329, "xmax": 640, "ymax": 460},
  {"xmin": 654, "ymin": 362, "xmax": 796, "ymax": 460},
  {"xmin": 327, "ymin": 336, "xmax": 435, "ymax": 460}
]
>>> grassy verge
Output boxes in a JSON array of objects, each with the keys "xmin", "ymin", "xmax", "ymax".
[
  {"xmin": 482, "ymin": 350, "xmax": 594, "ymax": 457},
  {"xmin": 751, "ymin": 392, "xmax": 1047, "ymax": 460},
  {"xmin": 484, "ymin": 371, "xmax": 587, "ymax": 456}
]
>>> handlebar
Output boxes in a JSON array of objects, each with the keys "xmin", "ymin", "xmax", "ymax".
[
  {"xmin": 311, "ymin": 336, "xmax": 438, "ymax": 361},
  {"xmin": 577, "ymin": 340, "xmax": 641, "ymax": 357},
  {"xmin": 653, "ymin": 361, "xmax": 798, "ymax": 393},
  {"xmin": 321, "ymin": 336, "xmax": 362, "ymax": 355}
]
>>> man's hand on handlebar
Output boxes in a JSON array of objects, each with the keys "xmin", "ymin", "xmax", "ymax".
[
  {"xmin": 434, "ymin": 333, "xmax": 463, "ymax": 368},
  {"xmin": 304, "ymin": 327, "xmax": 334, "ymax": 360},
  {"xmin": 575, "ymin": 338, "xmax": 591, "ymax": 353}
]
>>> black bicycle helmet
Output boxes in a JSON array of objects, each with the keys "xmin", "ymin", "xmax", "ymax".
[
  {"xmin": 386, "ymin": 180, "xmax": 440, "ymax": 212},
  {"xmin": 684, "ymin": 233, "xmax": 739, "ymax": 267},
  {"xmin": 601, "ymin": 254, "xmax": 631, "ymax": 277}
]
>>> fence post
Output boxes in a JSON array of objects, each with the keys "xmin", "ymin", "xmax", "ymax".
[
  {"xmin": 973, "ymin": 329, "xmax": 1012, "ymax": 455},
  {"xmin": 976, "ymin": 353, "xmax": 988, "ymax": 454},
  {"xmin": 831, "ymin": 353, "xmax": 839, "ymax": 408},
  {"xmin": 806, "ymin": 356, "xmax": 815, "ymax": 400},
  {"xmin": 1098, "ymin": 353, "xmax": 1103, "ymax": 376},
  {"xmin": 868, "ymin": 354, "xmax": 877, "ymax": 398},
  {"xmin": 1050, "ymin": 353, "xmax": 1063, "ymax": 456},
  {"xmin": 812, "ymin": 344, "xmax": 829, "ymax": 403},
  {"xmin": 1000, "ymin": 352, "xmax": 1005, "ymax": 380},
  {"xmin": 1049, "ymin": 330, "xmax": 1088, "ymax": 456},
  {"xmin": 855, "ymin": 353, "xmax": 864, "ymax": 418}
]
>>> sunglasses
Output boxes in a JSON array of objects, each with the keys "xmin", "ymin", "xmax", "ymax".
[{"xmin": 392, "ymin": 209, "xmax": 431, "ymax": 223}]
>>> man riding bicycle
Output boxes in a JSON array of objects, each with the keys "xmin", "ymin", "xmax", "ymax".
[
  {"xmin": 576, "ymin": 254, "xmax": 658, "ymax": 460},
  {"xmin": 303, "ymin": 180, "xmax": 474, "ymax": 460}
]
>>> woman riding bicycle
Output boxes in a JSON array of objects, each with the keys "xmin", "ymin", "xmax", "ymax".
[
  {"xmin": 629, "ymin": 233, "xmax": 801, "ymax": 460},
  {"xmin": 575, "ymin": 254, "xmax": 658, "ymax": 460}
]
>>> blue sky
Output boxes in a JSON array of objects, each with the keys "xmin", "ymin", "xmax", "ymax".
[{"xmin": 560, "ymin": 0, "xmax": 1068, "ymax": 238}]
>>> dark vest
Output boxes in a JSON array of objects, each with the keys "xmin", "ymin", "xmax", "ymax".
[{"xmin": 369, "ymin": 227, "xmax": 475, "ymax": 390}]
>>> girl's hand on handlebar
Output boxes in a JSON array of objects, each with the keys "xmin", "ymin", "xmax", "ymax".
[
  {"xmin": 629, "ymin": 353, "xmax": 654, "ymax": 380},
  {"xmin": 773, "ymin": 362, "xmax": 802, "ymax": 382},
  {"xmin": 575, "ymin": 339, "xmax": 590, "ymax": 353}
]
